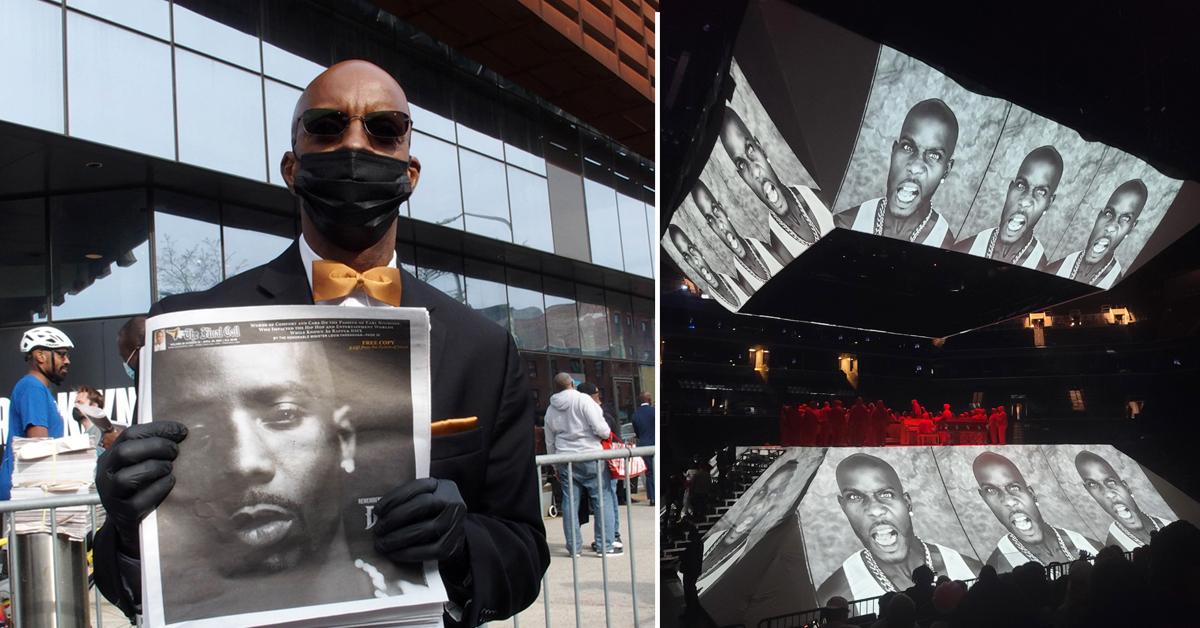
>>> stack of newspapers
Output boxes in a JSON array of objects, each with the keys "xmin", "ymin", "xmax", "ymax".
[{"xmin": 10, "ymin": 434, "xmax": 97, "ymax": 541}]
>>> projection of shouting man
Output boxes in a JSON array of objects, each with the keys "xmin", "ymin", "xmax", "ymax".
[
  {"xmin": 691, "ymin": 179, "xmax": 774, "ymax": 284},
  {"xmin": 954, "ymin": 146, "xmax": 1062, "ymax": 269},
  {"xmin": 1043, "ymin": 179, "xmax": 1147, "ymax": 288},
  {"xmin": 668, "ymin": 225, "xmax": 745, "ymax": 308},
  {"xmin": 720, "ymin": 106, "xmax": 827, "ymax": 264},
  {"xmin": 1074, "ymin": 450, "xmax": 1172, "ymax": 551},
  {"xmin": 699, "ymin": 461, "xmax": 799, "ymax": 586},
  {"xmin": 973, "ymin": 452, "xmax": 1100, "ymax": 571},
  {"xmin": 816, "ymin": 454, "xmax": 979, "ymax": 603},
  {"xmin": 835, "ymin": 99, "xmax": 958, "ymax": 248}
]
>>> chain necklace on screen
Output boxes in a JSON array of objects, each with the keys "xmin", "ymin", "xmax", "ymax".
[
  {"xmin": 1068, "ymin": 253, "xmax": 1115, "ymax": 286},
  {"xmin": 984, "ymin": 229, "xmax": 1037, "ymax": 265},
  {"xmin": 354, "ymin": 558, "xmax": 391, "ymax": 598},
  {"xmin": 874, "ymin": 198, "xmax": 934, "ymax": 243},
  {"xmin": 1007, "ymin": 528, "xmax": 1070, "ymax": 565},
  {"xmin": 733, "ymin": 241, "xmax": 771, "ymax": 282},
  {"xmin": 860, "ymin": 538, "xmax": 933, "ymax": 593},
  {"xmin": 773, "ymin": 186, "xmax": 821, "ymax": 245},
  {"xmin": 1114, "ymin": 514, "xmax": 1161, "ymax": 547}
]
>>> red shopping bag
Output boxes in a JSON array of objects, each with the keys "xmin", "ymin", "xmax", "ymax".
[{"xmin": 602, "ymin": 437, "xmax": 647, "ymax": 479}]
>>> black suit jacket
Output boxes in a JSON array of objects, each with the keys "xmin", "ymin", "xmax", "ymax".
[{"xmin": 94, "ymin": 242, "xmax": 549, "ymax": 626}]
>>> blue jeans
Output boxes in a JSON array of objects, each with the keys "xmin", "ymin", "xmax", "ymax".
[
  {"xmin": 608, "ymin": 478, "xmax": 620, "ymax": 540},
  {"xmin": 558, "ymin": 460, "xmax": 616, "ymax": 553}
]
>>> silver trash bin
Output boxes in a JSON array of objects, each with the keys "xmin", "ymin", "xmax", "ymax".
[{"xmin": 9, "ymin": 532, "xmax": 90, "ymax": 628}]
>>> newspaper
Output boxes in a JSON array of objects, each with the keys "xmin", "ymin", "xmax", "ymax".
[
  {"xmin": 10, "ymin": 434, "xmax": 97, "ymax": 541},
  {"xmin": 139, "ymin": 306, "xmax": 446, "ymax": 627}
]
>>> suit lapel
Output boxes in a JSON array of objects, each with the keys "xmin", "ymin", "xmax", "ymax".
[
  {"xmin": 399, "ymin": 267, "xmax": 448, "ymax": 391},
  {"xmin": 257, "ymin": 242, "xmax": 314, "ymax": 305}
]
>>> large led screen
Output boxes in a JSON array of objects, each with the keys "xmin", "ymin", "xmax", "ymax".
[
  {"xmin": 665, "ymin": 10, "xmax": 1185, "ymax": 312},
  {"xmin": 699, "ymin": 445, "xmax": 1186, "ymax": 626}
]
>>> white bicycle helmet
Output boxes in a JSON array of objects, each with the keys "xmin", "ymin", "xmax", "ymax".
[{"xmin": 20, "ymin": 326, "xmax": 74, "ymax": 353}]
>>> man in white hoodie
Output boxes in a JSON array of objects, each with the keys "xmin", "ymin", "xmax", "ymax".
[{"xmin": 544, "ymin": 373, "xmax": 618, "ymax": 556}]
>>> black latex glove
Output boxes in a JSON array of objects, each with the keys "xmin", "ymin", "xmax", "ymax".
[
  {"xmin": 96, "ymin": 421, "xmax": 188, "ymax": 557},
  {"xmin": 374, "ymin": 478, "xmax": 468, "ymax": 567}
]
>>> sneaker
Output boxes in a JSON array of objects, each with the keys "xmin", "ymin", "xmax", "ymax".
[
  {"xmin": 613, "ymin": 539, "xmax": 624, "ymax": 550},
  {"xmin": 595, "ymin": 546, "xmax": 624, "ymax": 557},
  {"xmin": 566, "ymin": 548, "xmax": 582, "ymax": 557}
]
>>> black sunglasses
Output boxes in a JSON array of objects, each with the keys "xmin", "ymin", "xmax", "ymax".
[{"xmin": 299, "ymin": 108, "xmax": 413, "ymax": 142}]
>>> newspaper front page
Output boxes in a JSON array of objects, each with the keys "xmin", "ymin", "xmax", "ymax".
[{"xmin": 139, "ymin": 306, "xmax": 446, "ymax": 627}]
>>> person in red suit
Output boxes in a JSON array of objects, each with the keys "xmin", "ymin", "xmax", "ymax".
[
  {"xmin": 987, "ymin": 406, "xmax": 1006, "ymax": 444},
  {"xmin": 817, "ymin": 402, "xmax": 833, "ymax": 446},
  {"xmin": 995, "ymin": 406, "xmax": 1009, "ymax": 445},
  {"xmin": 870, "ymin": 400, "xmax": 891, "ymax": 446},
  {"xmin": 847, "ymin": 398, "xmax": 870, "ymax": 447},
  {"xmin": 830, "ymin": 400, "xmax": 849, "ymax": 446}
]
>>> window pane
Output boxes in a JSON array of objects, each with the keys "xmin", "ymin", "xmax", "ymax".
[
  {"xmin": 51, "ymin": 190, "xmax": 151, "ymax": 320},
  {"xmin": 154, "ymin": 191, "xmax": 222, "ymax": 298},
  {"xmin": 506, "ymin": 145, "xmax": 545, "ymax": 176},
  {"xmin": 508, "ymin": 269, "xmax": 546, "ymax": 351},
  {"xmin": 632, "ymin": 297, "xmax": 653, "ymax": 364},
  {"xmin": 507, "ymin": 167, "xmax": 553, "ymax": 253},
  {"xmin": 584, "ymin": 179, "xmax": 624, "ymax": 270},
  {"xmin": 175, "ymin": 49, "xmax": 267, "ymax": 181},
  {"xmin": 68, "ymin": 0, "xmax": 170, "ymax": 39},
  {"xmin": 454, "ymin": 84, "xmax": 503, "ymax": 159},
  {"xmin": 606, "ymin": 291, "xmax": 633, "ymax": 360},
  {"xmin": 415, "ymin": 248, "xmax": 464, "ymax": 303},
  {"xmin": 543, "ymin": 278, "xmax": 580, "ymax": 355},
  {"xmin": 408, "ymin": 132, "xmax": 463, "ymax": 230},
  {"xmin": 0, "ymin": 0, "xmax": 64, "ymax": 133},
  {"xmin": 577, "ymin": 285, "xmax": 609, "ymax": 357},
  {"xmin": 460, "ymin": 150, "xmax": 511, "ymax": 242},
  {"xmin": 617, "ymin": 192, "xmax": 652, "ymax": 277},
  {"xmin": 223, "ymin": 206, "xmax": 294, "ymax": 277},
  {"xmin": 67, "ymin": 13, "xmax": 174, "ymax": 160},
  {"xmin": 410, "ymin": 102, "xmax": 455, "ymax": 143},
  {"xmin": 264, "ymin": 79, "xmax": 302, "ymax": 187},
  {"xmin": 0, "ymin": 199, "xmax": 47, "ymax": 324},
  {"xmin": 262, "ymin": 41, "xmax": 325, "ymax": 88},
  {"xmin": 172, "ymin": 3, "xmax": 260, "ymax": 72},
  {"xmin": 502, "ymin": 102, "xmax": 546, "ymax": 175},
  {"xmin": 463, "ymin": 259, "xmax": 508, "ymax": 331},
  {"xmin": 456, "ymin": 124, "xmax": 503, "ymax": 160}
]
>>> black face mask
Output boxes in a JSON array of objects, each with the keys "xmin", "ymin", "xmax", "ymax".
[{"xmin": 292, "ymin": 150, "xmax": 413, "ymax": 251}]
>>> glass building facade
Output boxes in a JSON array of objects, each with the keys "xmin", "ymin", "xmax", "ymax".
[{"xmin": 0, "ymin": 0, "xmax": 655, "ymax": 428}]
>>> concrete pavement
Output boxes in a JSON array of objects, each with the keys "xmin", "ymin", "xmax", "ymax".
[{"xmin": 488, "ymin": 485, "xmax": 657, "ymax": 627}]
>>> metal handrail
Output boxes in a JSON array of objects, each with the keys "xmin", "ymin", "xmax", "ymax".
[
  {"xmin": 537, "ymin": 445, "xmax": 655, "ymax": 465},
  {"xmin": 0, "ymin": 492, "xmax": 100, "ymax": 512}
]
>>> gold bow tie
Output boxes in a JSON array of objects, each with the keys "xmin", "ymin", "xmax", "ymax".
[{"xmin": 312, "ymin": 260, "xmax": 402, "ymax": 306}]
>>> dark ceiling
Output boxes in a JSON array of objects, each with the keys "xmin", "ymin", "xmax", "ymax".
[
  {"xmin": 660, "ymin": 0, "xmax": 1200, "ymax": 335},
  {"xmin": 662, "ymin": 0, "xmax": 1200, "ymax": 228},
  {"xmin": 374, "ymin": 0, "xmax": 655, "ymax": 159}
]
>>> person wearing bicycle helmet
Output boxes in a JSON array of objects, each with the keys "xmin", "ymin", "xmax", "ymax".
[{"xmin": 0, "ymin": 326, "xmax": 74, "ymax": 500}]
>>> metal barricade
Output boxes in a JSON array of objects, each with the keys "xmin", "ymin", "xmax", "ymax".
[
  {"xmin": 0, "ymin": 493, "xmax": 111, "ymax": 627},
  {"xmin": 496, "ymin": 445, "xmax": 655, "ymax": 628}
]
